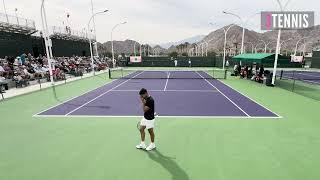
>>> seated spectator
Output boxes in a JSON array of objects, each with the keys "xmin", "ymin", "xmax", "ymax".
[
  {"xmin": 240, "ymin": 65, "xmax": 248, "ymax": 78},
  {"xmin": 0, "ymin": 63, "xmax": 4, "ymax": 76},
  {"xmin": 247, "ymin": 65, "xmax": 253, "ymax": 78}
]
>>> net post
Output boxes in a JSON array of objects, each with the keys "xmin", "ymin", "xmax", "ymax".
[
  {"xmin": 108, "ymin": 69, "xmax": 111, "ymax": 79},
  {"xmin": 292, "ymin": 71, "xmax": 296, "ymax": 91},
  {"xmin": 224, "ymin": 69, "xmax": 227, "ymax": 79},
  {"xmin": 280, "ymin": 70, "xmax": 283, "ymax": 80},
  {"xmin": 292, "ymin": 78, "xmax": 296, "ymax": 91}
]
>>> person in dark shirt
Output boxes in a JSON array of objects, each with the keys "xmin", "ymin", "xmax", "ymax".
[{"xmin": 136, "ymin": 88, "xmax": 156, "ymax": 151}]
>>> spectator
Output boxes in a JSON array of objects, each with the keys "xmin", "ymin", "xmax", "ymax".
[
  {"xmin": 226, "ymin": 60, "xmax": 230, "ymax": 69},
  {"xmin": 20, "ymin": 53, "xmax": 27, "ymax": 65},
  {"xmin": 0, "ymin": 63, "xmax": 4, "ymax": 76}
]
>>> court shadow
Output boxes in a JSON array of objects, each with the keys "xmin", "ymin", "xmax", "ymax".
[{"xmin": 147, "ymin": 150, "xmax": 189, "ymax": 180}]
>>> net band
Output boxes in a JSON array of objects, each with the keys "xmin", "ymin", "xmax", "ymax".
[
  {"xmin": 108, "ymin": 68, "xmax": 227, "ymax": 79},
  {"xmin": 279, "ymin": 70, "xmax": 320, "ymax": 81}
]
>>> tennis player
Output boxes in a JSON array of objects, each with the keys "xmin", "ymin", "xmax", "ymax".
[{"xmin": 136, "ymin": 88, "xmax": 156, "ymax": 151}]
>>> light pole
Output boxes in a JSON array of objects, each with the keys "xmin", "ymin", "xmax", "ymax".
[
  {"xmin": 194, "ymin": 44, "xmax": 198, "ymax": 56},
  {"xmin": 203, "ymin": 41, "xmax": 209, "ymax": 56},
  {"xmin": 302, "ymin": 41, "xmax": 312, "ymax": 56},
  {"xmin": 14, "ymin": 8, "xmax": 19, "ymax": 25},
  {"xmin": 223, "ymin": 11, "xmax": 259, "ymax": 54},
  {"xmin": 223, "ymin": 24, "xmax": 235, "ymax": 70},
  {"xmin": 294, "ymin": 37, "xmax": 309, "ymax": 56},
  {"xmin": 271, "ymin": 0, "xmax": 291, "ymax": 85},
  {"xmin": 280, "ymin": 38, "xmax": 293, "ymax": 55},
  {"xmin": 2, "ymin": 0, "xmax": 9, "ymax": 23},
  {"xmin": 88, "ymin": 9, "xmax": 108, "ymax": 75},
  {"xmin": 41, "ymin": 0, "xmax": 54, "ymax": 85},
  {"xmin": 133, "ymin": 41, "xmax": 139, "ymax": 56},
  {"xmin": 255, "ymin": 40, "xmax": 267, "ymax": 53},
  {"xmin": 246, "ymin": 42, "xmax": 254, "ymax": 53},
  {"xmin": 90, "ymin": 0, "xmax": 100, "ymax": 57},
  {"xmin": 111, "ymin": 21, "xmax": 127, "ymax": 68},
  {"xmin": 265, "ymin": 42, "xmax": 272, "ymax": 53}
]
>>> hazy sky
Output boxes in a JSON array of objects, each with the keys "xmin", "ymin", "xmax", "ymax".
[{"xmin": 1, "ymin": 0, "xmax": 320, "ymax": 44}]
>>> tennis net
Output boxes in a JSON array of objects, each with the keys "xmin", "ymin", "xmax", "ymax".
[
  {"xmin": 108, "ymin": 68, "xmax": 227, "ymax": 79},
  {"xmin": 279, "ymin": 70, "xmax": 320, "ymax": 84},
  {"xmin": 276, "ymin": 69, "xmax": 320, "ymax": 101}
]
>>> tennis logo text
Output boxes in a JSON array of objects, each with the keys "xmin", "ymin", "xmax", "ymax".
[{"xmin": 261, "ymin": 11, "xmax": 314, "ymax": 30}]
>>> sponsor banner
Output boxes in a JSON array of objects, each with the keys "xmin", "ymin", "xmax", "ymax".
[
  {"xmin": 291, "ymin": 55, "xmax": 304, "ymax": 63},
  {"xmin": 130, "ymin": 56, "xmax": 142, "ymax": 63}
]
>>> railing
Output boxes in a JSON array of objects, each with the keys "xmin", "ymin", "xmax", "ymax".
[
  {"xmin": 51, "ymin": 26, "xmax": 96, "ymax": 41},
  {"xmin": 0, "ymin": 12, "xmax": 35, "ymax": 29}
]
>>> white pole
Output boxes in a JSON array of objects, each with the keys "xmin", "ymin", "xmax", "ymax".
[
  {"xmin": 223, "ymin": 24, "xmax": 235, "ymax": 70},
  {"xmin": 40, "ymin": 0, "xmax": 54, "ymax": 85},
  {"xmin": 241, "ymin": 27, "xmax": 245, "ymax": 54},
  {"xmin": 90, "ymin": 0, "xmax": 99, "ymax": 57},
  {"xmin": 88, "ymin": 10, "xmax": 108, "ymax": 74},
  {"xmin": 111, "ymin": 30, "xmax": 115, "ymax": 68},
  {"xmin": 246, "ymin": 42, "xmax": 254, "ymax": 53},
  {"xmin": 223, "ymin": 31, "xmax": 227, "ymax": 70},
  {"xmin": 272, "ymin": 29, "xmax": 281, "ymax": 85},
  {"xmin": 272, "ymin": 0, "xmax": 290, "ymax": 85},
  {"xmin": 134, "ymin": 42, "xmax": 137, "ymax": 56},
  {"xmin": 280, "ymin": 38, "xmax": 292, "ymax": 54},
  {"xmin": 111, "ymin": 22, "xmax": 127, "ymax": 68},
  {"xmin": 89, "ymin": 37, "xmax": 94, "ymax": 74},
  {"xmin": 294, "ymin": 37, "xmax": 308, "ymax": 56},
  {"xmin": 201, "ymin": 43, "xmax": 204, "ymax": 56},
  {"xmin": 204, "ymin": 41, "xmax": 208, "ymax": 56},
  {"xmin": 15, "ymin": 8, "xmax": 19, "ymax": 25},
  {"xmin": 265, "ymin": 42, "xmax": 272, "ymax": 53},
  {"xmin": 2, "ymin": 0, "xmax": 9, "ymax": 23}
]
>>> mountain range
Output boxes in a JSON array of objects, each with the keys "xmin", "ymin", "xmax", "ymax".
[{"xmin": 98, "ymin": 25, "xmax": 320, "ymax": 56}]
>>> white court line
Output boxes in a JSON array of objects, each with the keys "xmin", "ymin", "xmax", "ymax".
[
  {"xmin": 215, "ymin": 79, "xmax": 282, "ymax": 118},
  {"xmin": 164, "ymin": 72, "xmax": 170, "ymax": 91},
  {"xmin": 34, "ymin": 74, "xmax": 126, "ymax": 116},
  {"xmin": 33, "ymin": 114, "xmax": 281, "ymax": 119},
  {"xmin": 64, "ymin": 71, "xmax": 145, "ymax": 116},
  {"xmin": 196, "ymin": 71, "xmax": 251, "ymax": 117},
  {"xmin": 110, "ymin": 89, "xmax": 218, "ymax": 92}
]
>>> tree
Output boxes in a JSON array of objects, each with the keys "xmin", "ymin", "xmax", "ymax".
[
  {"xmin": 102, "ymin": 51, "xmax": 113, "ymax": 58},
  {"xmin": 181, "ymin": 52, "xmax": 188, "ymax": 57},
  {"xmin": 207, "ymin": 51, "xmax": 217, "ymax": 57},
  {"xmin": 169, "ymin": 51, "xmax": 178, "ymax": 58}
]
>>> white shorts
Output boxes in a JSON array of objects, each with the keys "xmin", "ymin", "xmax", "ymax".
[{"xmin": 140, "ymin": 118, "xmax": 155, "ymax": 129}]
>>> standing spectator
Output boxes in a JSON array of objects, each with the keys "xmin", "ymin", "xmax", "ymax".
[
  {"xmin": 188, "ymin": 59, "xmax": 192, "ymax": 67},
  {"xmin": 174, "ymin": 59, "xmax": 178, "ymax": 67},
  {"xmin": 226, "ymin": 60, "xmax": 230, "ymax": 69},
  {"xmin": 20, "ymin": 53, "xmax": 27, "ymax": 65}
]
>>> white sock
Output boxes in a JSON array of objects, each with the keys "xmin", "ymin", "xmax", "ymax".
[{"xmin": 141, "ymin": 141, "xmax": 145, "ymax": 145}]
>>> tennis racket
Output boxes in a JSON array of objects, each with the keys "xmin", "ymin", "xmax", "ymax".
[{"xmin": 137, "ymin": 112, "xmax": 159, "ymax": 130}]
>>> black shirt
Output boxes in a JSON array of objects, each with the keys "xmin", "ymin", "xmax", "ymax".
[{"xmin": 144, "ymin": 96, "xmax": 155, "ymax": 120}]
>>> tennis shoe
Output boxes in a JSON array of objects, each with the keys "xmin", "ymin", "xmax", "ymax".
[
  {"xmin": 136, "ymin": 143, "xmax": 146, "ymax": 149},
  {"xmin": 146, "ymin": 143, "xmax": 156, "ymax": 151}
]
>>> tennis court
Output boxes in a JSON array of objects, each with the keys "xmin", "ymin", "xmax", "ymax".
[
  {"xmin": 279, "ymin": 70, "xmax": 320, "ymax": 84},
  {"xmin": 35, "ymin": 69, "xmax": 279, "ymax": 118}
]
